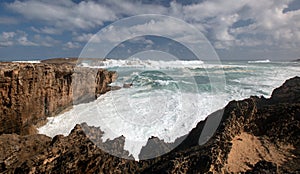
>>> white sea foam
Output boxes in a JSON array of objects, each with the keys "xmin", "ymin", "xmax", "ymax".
[
  {"xmin": 38, "ymin": 60, "xmax": 300, "ymax": 160},
  {"xmin": 248, "ymin": 59, "xmax": 270, "ymax": 63},
  {"xmin": 39, "ymin": 88, "xmax": 228, "ymax": 160},
  {"xmin": 78, "ymin": 58, "xmax": 204, "ymax": 69},
  {"xmin": 13, "ymin": 60, "xmax": 41, "ymax": 63}
]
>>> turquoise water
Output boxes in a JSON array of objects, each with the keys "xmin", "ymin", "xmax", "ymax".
[
  {"xmin": 39, "ymin": 59, "xmax": 300, "ymax": 159},
  {"xmin": 108, "ymin": 60, "xmax": 299, "ymax": 99}
]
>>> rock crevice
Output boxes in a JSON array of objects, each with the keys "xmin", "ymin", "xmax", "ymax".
[
  {"xmin": 0, "ymin": 70, "xmax": 299, "ymax": 173},
  {"xmin": 0, "ymin": 62, "xmax": 116, "ymax": 135}
]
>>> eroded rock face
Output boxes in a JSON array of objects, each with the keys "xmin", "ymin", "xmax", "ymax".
[
  {"xmin": 0, "ymin": 133, "xmax": 51, "ymax": 172},
  {"xmin": 72, "ymin": 67, "xmax": 117, "ymax": 104},
  {"xmin": 0, "ymin": 76, "xmax": 299, "ymax": 173},
  {"xmin": 0, "ymin": 62, "xmax": 116, "ymax": 135},
  {"xmin": 0, "ymin": 124, "xmax": 144, "ymax": 174},
  {"xmin": 143, "ymin": 77, "xmax": 300, "ymax": 173},
  {"xmin": 270, "ymin": 76, "xmax": 300, "ymax": 104}
]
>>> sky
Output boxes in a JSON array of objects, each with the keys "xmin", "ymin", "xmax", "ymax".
[{"xmin": 0, "ymin": 0, "xmax": 300, "ymax": 61}]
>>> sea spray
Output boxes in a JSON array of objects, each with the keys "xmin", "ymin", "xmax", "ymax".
[{"xmin": 39, "ymin": 59, "xmax": 300, "ymax": 159}]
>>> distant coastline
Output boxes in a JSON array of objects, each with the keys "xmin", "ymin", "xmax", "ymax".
[{"xmin": 1, "ymin": 57, "xmax": 300, "ymax": 63}]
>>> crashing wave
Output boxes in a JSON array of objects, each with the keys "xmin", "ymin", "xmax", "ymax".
[
  {"xmin": 78, "ymin": 58, "xmax": 204, "ymax": 69},
  {"xmin": 248, "ymin": 59, "xmax": 271, "ymax": 63},
  {"xmin": 13, "ymin": 60, "xmax": 41, "ymax": 63}
]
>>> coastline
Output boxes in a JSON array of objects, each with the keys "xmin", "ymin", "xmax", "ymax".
[
  {"xmin": 0, "ymin": 60, "xmax": 299, "ymax": 173},
  {"xmin": 0, "ymin": 60, "xmax": 300, "ymax": 173},
  {"xmin": 0, "ymin": 60, "xmax": 117, "ymax": 135}
]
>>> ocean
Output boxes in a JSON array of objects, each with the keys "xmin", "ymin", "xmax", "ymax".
[{"xmin": 38, "ymin": 59, "xmax": 300, "ymax": 159}]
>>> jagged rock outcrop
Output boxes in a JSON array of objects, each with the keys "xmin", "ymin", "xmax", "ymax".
[
  {"xmin": 0, "ymin": 62, "xmax": 117, "ymax": 135},
  {"xmin": 0, "ymin": 76, "xmax": 299, "ymax": 173},
  {"xmin": 142, "ymin": 76, "xmax": 300, "ymax": 173},
  {"xmin": 0, "ymin": 133, "xmax": 51, "ymax": 172},
  {"xmin": 0, "ymin": 124, "xmax": 144, "ymax": 174}
]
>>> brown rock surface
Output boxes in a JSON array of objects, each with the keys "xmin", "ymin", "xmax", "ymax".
[
  {"xmin": 225, "ymin": 132, "xmax": 293, "ymax": 172},
  {"xmin": 0, "ymin": 133, "xmax": 51, "ymax": 172},
  {"xmin": 142, "ymin": 76, "xmax": 300, "ymax": 173},
  {"xmin": 0, "ymin": 76, "xmax": 299, "ymax": 173},
  {"xmin": 0, "ymin": 62, "xmax": 116, "ymax": 135},
  {"xmin": 0, "ymin": 124, "xmax": 144, "ymax": 174}
]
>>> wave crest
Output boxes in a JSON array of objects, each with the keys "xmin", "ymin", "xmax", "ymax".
[
  {"xmin": 248, "ymin": 59, "xmax": 270, "ymax": 63},
  {"xmin": 78, "ymin": 58, "xmax": 204, "ymax": 69}
]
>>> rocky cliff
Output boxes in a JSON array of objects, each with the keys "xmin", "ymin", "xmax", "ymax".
[
  {"xmin": 142, "ymin": 76, "xmax": 300, "ymax": 173},
  {"xmin": 0, "ymin": 76, "xmax": 299, "ymax": 173},
  {"xmin": 0, "ymin": 62, "xmax": 117, "ymax": 135}
]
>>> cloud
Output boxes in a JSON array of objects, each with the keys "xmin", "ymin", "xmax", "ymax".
[
  {"xmin": 0, "ymin": 41, "xmax": 13, "ymax": 48},
  {"xmin": 0, "ymin": 31, "xmax": 61, "ymax": 47},
  {"xmin": 78, "ymin": 0, "xmax": 300, "ymax": 49},
  {"xmin": 17, "ymin": 36, "xmax": 37, "ymax": 46},
  {"xmin": 0, "ymin": 16, "xmax": 18, "ymax": 25},
  {"xmin": 4, "ymin": 0, "xmax": 300, "ymax": 53},
  {"xmin": 31, "ymin": 27, "xmax": 62, "ymax": 35},
  {"xmin": 2, "ymin": 32, "xmax": 16, "ymax": 40},
  {"xmin": 6, "ymin": 0, "xmax": 169, "ymax": 31},
  {"xmin": 0, "ymin": 32, "xmax": 16, "ymax": 47},
  {"xmin": 33, "ymin": 34, "xmax": 61, "ymax": 47},
  {"xmin": 64, "ymin": 41, "xmax": 81, "ymax": 49},
  {"xmin": 74, "ymin": 33, "xmax": 94, "ymax": 42},
  {"xmin": 79, "ymin": 17, "xmax": 207, "ymax": 45},
  {"xmin": 176, "ymin": 0, "xmax": 300, "ymax": 49},
  {"xmin": 7, "ymin": 0, "xmax": 118, "ymax": 30},
  {"xmin": 0, "ymin": 40, "xmax": 14, "ymax": 48},
  {"xmin": 126, "ymin": 36, "xmax": 154, "ymax": 49},
  {"xmin": 103, "ymin": 0, "xmax": 167, "ymax": 15}
]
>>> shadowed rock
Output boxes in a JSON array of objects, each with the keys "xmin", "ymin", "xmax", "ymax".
[
  {"xmin": 0, "ymin": 76, "xmax": 299, "ymax": 173},
  {"xmin": 0, "ymin": 62, "xmax": 117, "ymax": 135}
]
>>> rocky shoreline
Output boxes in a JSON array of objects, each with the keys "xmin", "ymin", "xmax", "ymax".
[
  {"xmin": 0, "ymin": 61, "xmax": 299, "ymax": 173},
  {"xmin": 0, "ymin": 61, "xmax": 117, "ymax": 135}
]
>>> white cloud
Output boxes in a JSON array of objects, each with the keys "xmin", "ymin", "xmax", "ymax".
[
  {"xmin": 105, "ymin": 0, "xmax": 167, "ymax": 15},
  {"xmin": 176, "ymin": 0, "xmax": 300, "ymax": 49},
  {"xmin": 7, "ymin": 0, "xmax": 117, "ymax": 30},
  {"xmin": 144, "ymin": 39, "xmax": 154, "ymax": 45},
  {"xmin": 17, "ymin": 35, "xmax": 37, "ymax": 46},
  {"xmin": 0, "ymin": 40, "xmax": 14, "ymax": 47},
  {"xmin": 33, "ymin": 34, "xmax": 60, "ymax": 47},
  {"xmin": 2, "ymin": 32, "xmax": 16, "ymax": 40},
  {"xmin": 31, "ymin": 26, "xmax": 62, "ymax": 35},
  {"xmin": 0, "ymin": 32, "xmax": 16, "ymax": 47},
  {"xmin": 80, "ymin": 18, "xmax": 207, "ymax": 45},
  {"xmin": 0, "ymin": 41, "xmax": 13, "ymax": 47},
  {"xmin": 64, "ymin": 41, "xmax": 81, "ymax": 49},
  {"xmin": 74, "ymin": 33, "xmax": 94, "ymax": 42},
  {"xmin": 5, "ymin": 0, "xmax": 300, "ymax": 51},
  {"xmin": 7, "ymin": 0, "xmax": 168, "ymax": 31},
  {"xmin": 0, "ymin": 31, "xmax": 61, "ymax": 47}
]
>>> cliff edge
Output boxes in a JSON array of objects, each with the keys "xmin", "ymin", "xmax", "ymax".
[
  {"xmin": 0, "ymin": 76, "xmax": 299, "ymax": 173},
  {"xmin": 0, "ymin": 62, "xmax": 117, "ymax": 135},
  {"xmin": 143, "ymin": 76, "xmax": 299, "ymax": 173}
]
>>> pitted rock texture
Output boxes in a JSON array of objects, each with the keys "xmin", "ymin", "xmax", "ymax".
[
  {"xmin": 142, "ymin": 76, "xmax": 300, "ymax": 173},
  {"xmin": 0, "ymin": 76, "xmax": 299, "ymax": 173},
  {"xmin": 0, "ymin": 62, "xmax": 116, "ymax": 135}
]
